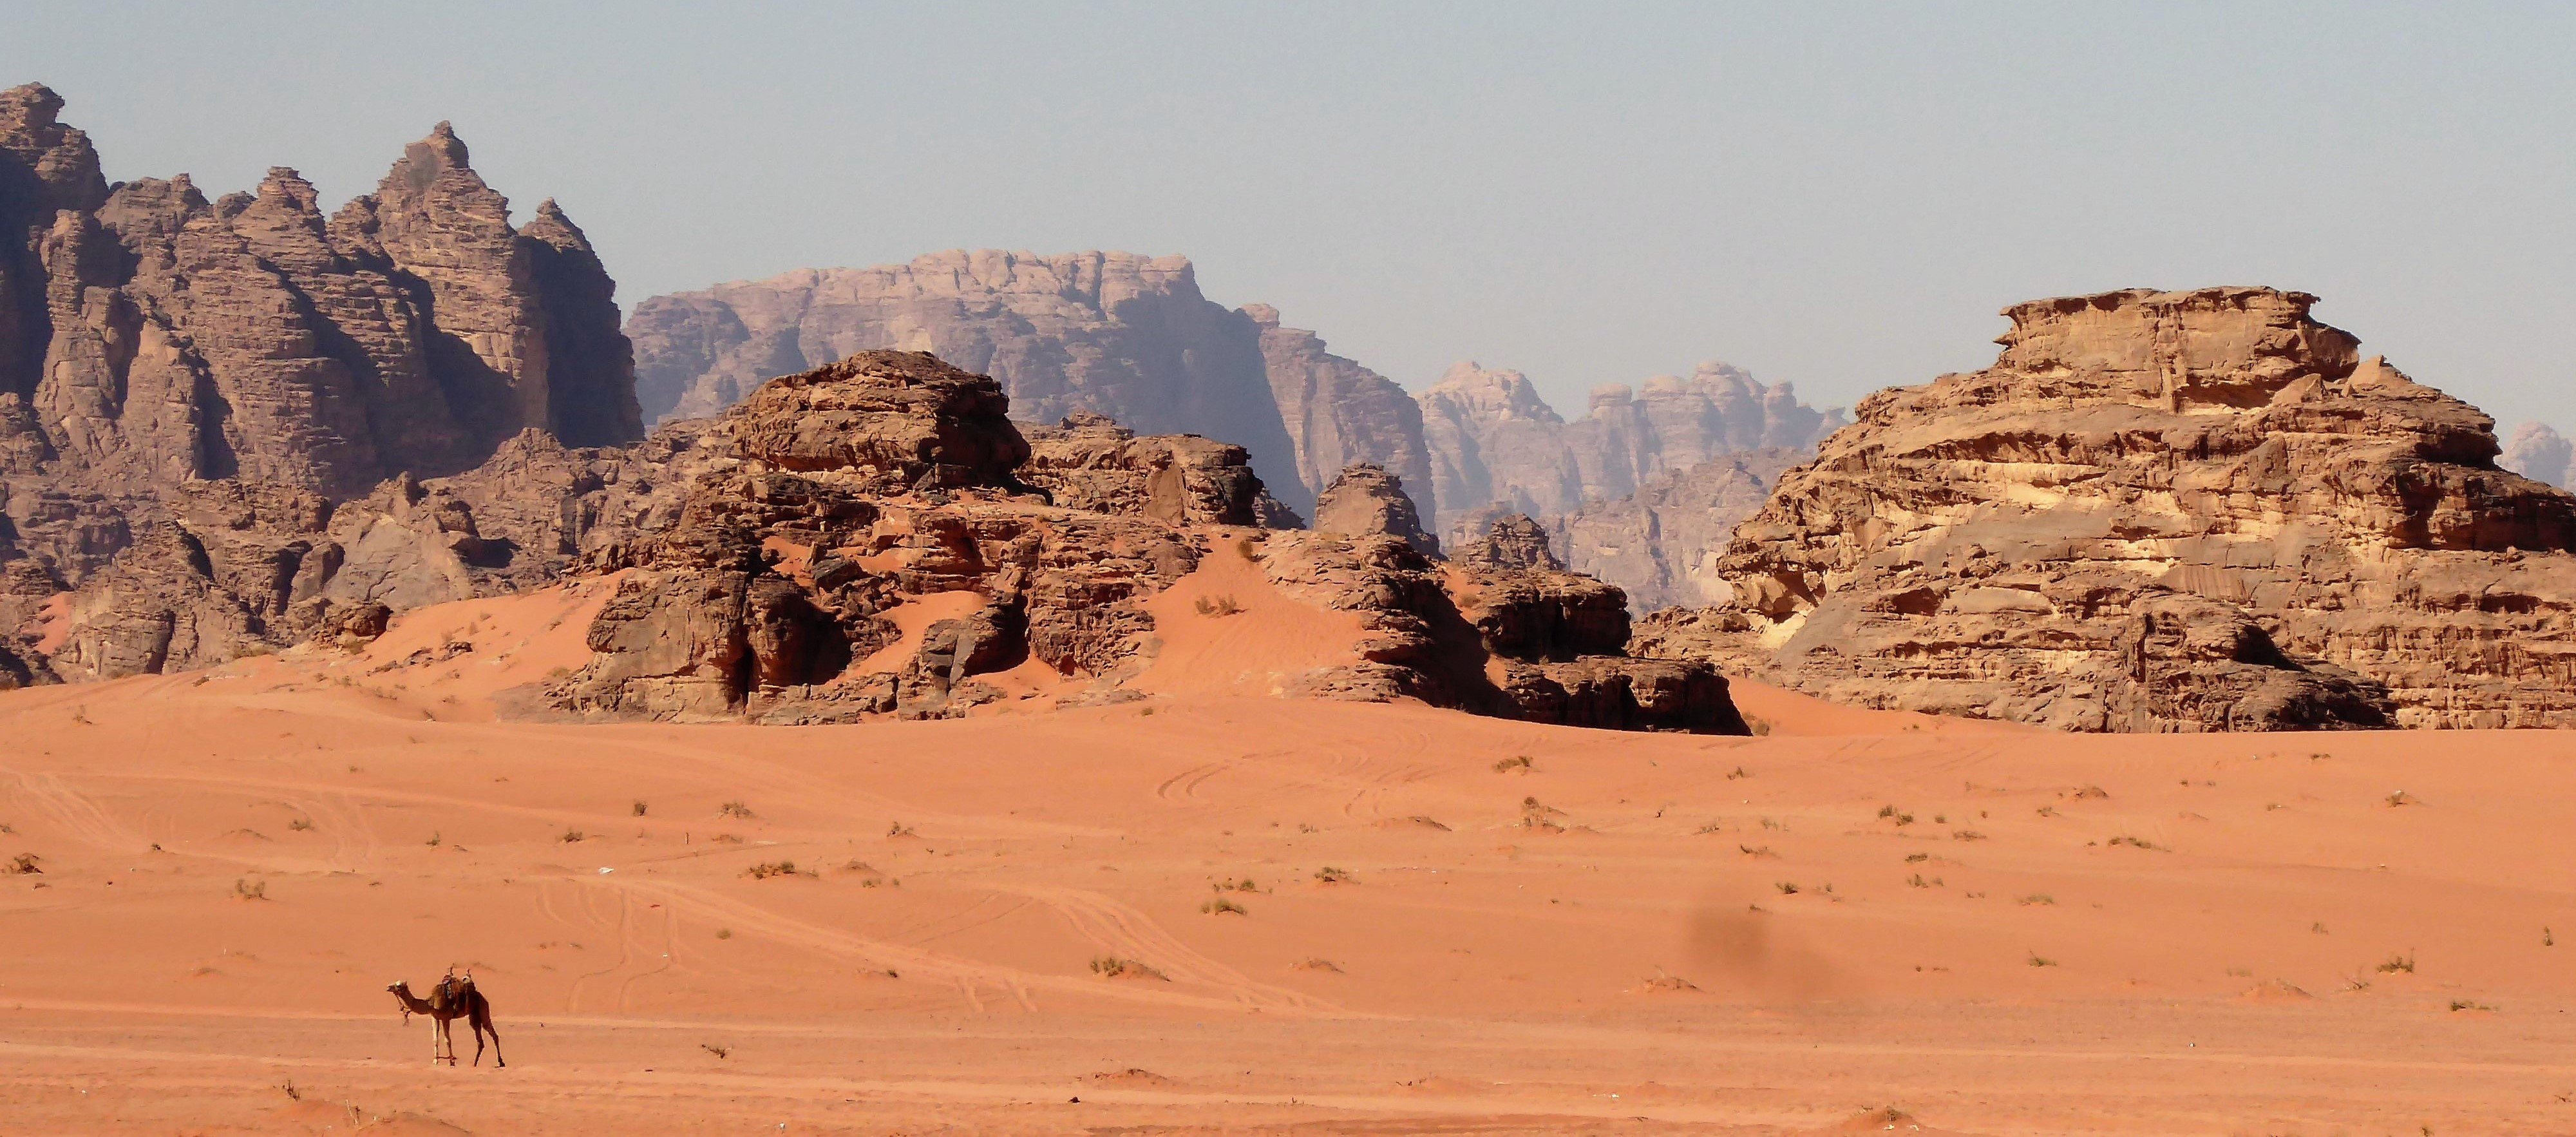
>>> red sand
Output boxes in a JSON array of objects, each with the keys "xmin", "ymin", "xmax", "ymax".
[{"xmin": 2, "ymin": 586, "xmax": 2571, "ymax": 1134}]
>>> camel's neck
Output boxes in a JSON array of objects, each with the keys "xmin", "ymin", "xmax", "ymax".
[{"xmin": 393, "ymin": 988, "xmax": 439, "ymax": 1016}]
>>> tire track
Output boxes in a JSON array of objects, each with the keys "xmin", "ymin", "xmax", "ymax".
[
  {"xmin": 995, "ymin": 884, "xmax": 1330, "ymax": 1013},
  {"xmin": 601, "ymin": 877, "xmax": 1345, "ymax": 1017}
]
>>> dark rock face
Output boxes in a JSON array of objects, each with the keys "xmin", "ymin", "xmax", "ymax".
[
  {"xmin": 1, "ymin": 90, "xmax": 638, "ymax": 495},
  {"xmin": 1638, "ymin": 286, "xmax": 2576, "ymax": 731},
  {"xmin": 1260, "ymin": 511, "xmax": 1746, "ymax": 734},
  {"xmin": 551, "ymin": 359, "xmax": 1232, "ymax": 721},
  {"xmin": 1311, "ymin": 463, "xmax": 1439, "ymax": 557},
  {"xmin": 0, "ymin": 82, "xmax": 643, "ymax": 681}
]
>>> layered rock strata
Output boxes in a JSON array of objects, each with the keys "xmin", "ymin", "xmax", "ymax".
[{"xmin": 1637, "ymin": 287, "xmax": 2576, "ymax": 731}]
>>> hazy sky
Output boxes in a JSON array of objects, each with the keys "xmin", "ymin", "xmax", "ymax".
[{"xmin": 12, "ymin": 3, "xmax": 2571, "ymax": 432}]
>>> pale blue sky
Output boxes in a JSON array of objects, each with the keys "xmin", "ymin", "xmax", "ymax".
[{"xmin": 11, "ymin": 3, "xmax": 2571, "ymax": 432}]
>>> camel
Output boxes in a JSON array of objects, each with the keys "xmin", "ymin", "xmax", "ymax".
[{"xmin": 387, "ymin": 971, "xmax": 504, "ymax": 1067}]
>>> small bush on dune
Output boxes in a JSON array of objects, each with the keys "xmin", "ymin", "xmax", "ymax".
[{"xmin": 1090, "ymin": 956, "xmax": 1168, "ymax": 980}]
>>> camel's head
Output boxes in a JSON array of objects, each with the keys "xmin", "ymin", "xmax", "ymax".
[{"xmin": 387, "ymin": 980, "xmax": 409, "ymax": 994}]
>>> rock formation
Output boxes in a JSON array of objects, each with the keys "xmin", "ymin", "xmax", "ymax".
[
  {"xmin": 1636, "ymin": 287, "xmax": 2576, "ymax": 731},
  {"xmin": 1020, "ymin": 412, "xmax": 1298, "ymax": 527},
  {"xmin": 1241, "ymin": 303, "xmax": 1437, "ymax": 519},
  {"xmin": 2501, "ymin": 422, "xmax": 2570, "ymax": 488},
  {"xmin": 0, "ymin": 82, "xmax": 643, "ymax": 683},
  {"xmin": 1262, "ymin": 495, "xmax": 1745, "ymax": 734},
  {"xmin": 548, "ymin": 353, "xmax": 1741, "ymax": 732},
  {"xmin": 1309, "ymin": 463, "xmax": 1439, "ymax": 556},
  {"xmin": 1523, "ymin": 447, "xmax": 1807, "ymax": 613},
  {"xmin": 624, "ymin": 251, "xmax": 1385, "ymax": 514},
  {"xmin": 1414, "ymin": 360, "xmax": 1844, "ymax": 544}
]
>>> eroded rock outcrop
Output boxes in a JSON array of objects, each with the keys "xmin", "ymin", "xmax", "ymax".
[
  {"xmin": 0, "ymin": 83, "xmax": 644, "ymax": 680},
  {"xmin": 1416, "ymin": 360, "xmax": 1844, "ymax": 545},
  {"xmin": 626, "ymin": 251, "xmax": 1331, "ymax": 510},
  {"xmin": 552, "ymin": 355, "xmax": 1743, "ymax": 733},
  {"xmin": 1637, "ymin": 287, "xmax": 2576, "ymax": 731},
  {"xmin": 553, "ymin": 350, "xmax": 1242, "ymax": 721},
  {"xmin": 1534, "ymin": 447, "xmax": 1806, "ymax": 613},
  {"xmin": 1263, "ymin": 483, "xmax": 1745, "ymax": 733},
  {"xmin": 1020, "ymin": 412, "xmax": 1299, "ymax": 527},
  {"xmin": 1311, "ymin": 463, "xmax": 1439, "ymax": 556}
]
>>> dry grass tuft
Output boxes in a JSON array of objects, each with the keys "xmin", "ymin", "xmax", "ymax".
[
  {"xmin": 1199, "ymin": 897, "xmax": 1248, "ymax": 915},
  {"xmin": 1193, "ymin": 594, "xmax": 1244, "ymax": 617},
  {"xmin": 1090, "ymin": 956, "xmax": 1168, "ymax": 980}
]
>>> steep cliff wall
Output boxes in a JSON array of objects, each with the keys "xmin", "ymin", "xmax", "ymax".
[
  {"xmin": 626, "ymin": 251, "xmax": 1341, "ymax": 513},
  {"xmin": 1414, "ymin": 360, "xmax": 1843, "ymax": 544}
]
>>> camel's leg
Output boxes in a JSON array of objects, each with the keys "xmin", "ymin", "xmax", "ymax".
[{"xmin": 471, "ymin": 997, "xmax": 504, "ymax": 1067}]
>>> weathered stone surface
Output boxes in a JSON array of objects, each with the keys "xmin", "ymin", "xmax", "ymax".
[
  {"xmin": 1243, "ymin": 303, "xmax": 1437, "ymax": 519},
  {"xmin": 728, "ymin": 350, "xmax": 1029, "ymax": 490},
  {"xmin": 1416, "ymin": 360, "xmax": 1844, "ymax": 544},
  {"xmin": 1260, "ymin": 511, "xmax": 1745, "ymax": 733},
  {"xmin": 1451, "ymin": 513, "xmax": 1562, "ymax": 572},
  {"xmin": 2502, "ymin": 422, "xmax": 2570, "ymax": 488},
  {"xmin": 626, "ymin": 251, "xmax": 1317, "ymax": 510},
  {"xmin": 1535, "ymin": 447, "xmax": 1805, "ymax": 613},
  {"xmin": 1637, "ymin": 286, "xmax": 2576, "ymax": 731},
  {"xmin": 1311, "ymin": 463, "xmax": 1439, "ymax": 556},
  {"xmin": 1017, "ymin": 412, "xmax": 1296, "ymax": 527},
  {"xmin": 0, "ymin": 84, "xmax": 643, "ymax": 680}
]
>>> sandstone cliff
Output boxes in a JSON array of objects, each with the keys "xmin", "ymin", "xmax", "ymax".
[
  {"xmin": 1636, "ymin": 286, "xmax": 2576, "ymax": 732},
  {"xmin": 1498, "ymin": 447, "xmax": 1807, "ymax": 613},
  {"xmin": 0, "ymin": 87, "xmax": 639, "ymax": 496},
  {"xmin": 0, "ymin": 83, "xmax": 643, "ymax": 684},
  {"xmin": 1414, "ymin": 359, "xmax": 1844, "ymax": 545},
  {"xmin": 624, "ymin": 251, "xmax": 1420, "ymax": 515}
]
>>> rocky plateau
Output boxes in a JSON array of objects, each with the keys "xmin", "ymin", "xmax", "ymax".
[{"xmin": 1638, "ymin": 286, "xmax": 2576, "ymax": 731}]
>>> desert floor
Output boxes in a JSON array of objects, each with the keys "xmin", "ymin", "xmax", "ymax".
[{"xmin": 3, "ymin": 586, "xmax": 2573, "ymax": 1135}]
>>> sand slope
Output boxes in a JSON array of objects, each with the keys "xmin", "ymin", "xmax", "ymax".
[{"xmin": 2, "ymin": 588, "xmax": 2572, "ymax": 1134}]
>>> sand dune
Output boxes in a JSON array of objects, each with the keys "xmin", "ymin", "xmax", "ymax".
[{"xmin": 2, "ymin": 588, "xmax": 2571, "ymax": 1133}]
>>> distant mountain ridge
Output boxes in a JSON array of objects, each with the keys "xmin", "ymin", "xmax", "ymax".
[{"xmin": 627, "ymin": 251, "xmax": 1844, "ymax": 543}]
